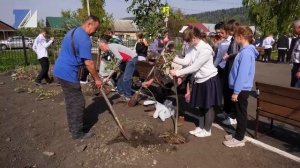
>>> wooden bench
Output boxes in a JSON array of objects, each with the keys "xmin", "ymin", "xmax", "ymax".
[{"xmin": 255, "ymin": 82, "xmax": 300, "ymax": 138}]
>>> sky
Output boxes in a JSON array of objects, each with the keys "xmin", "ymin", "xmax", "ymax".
[{"xmin": 0, "ymin": 0, "xmax": 243, "ymax": 26}]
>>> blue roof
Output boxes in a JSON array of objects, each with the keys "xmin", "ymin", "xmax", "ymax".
[{"xmin": 13, "ymin": 9, "xmax": 30, "ymax": 29}]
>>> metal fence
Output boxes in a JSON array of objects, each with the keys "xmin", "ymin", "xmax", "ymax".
[{"xmin": 0, "ymin": 35, "xmax": 185, "ymax": 72}]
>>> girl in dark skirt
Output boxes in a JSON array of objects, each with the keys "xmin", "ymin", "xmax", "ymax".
[{"xmin": 170, "ymin": 26, "xmax": 222, "ymax": 137}]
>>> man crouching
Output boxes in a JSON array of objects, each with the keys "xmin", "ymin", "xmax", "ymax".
[{"xmin": 98, "ymin": 38, "xmax": 138, "ymax": 101}]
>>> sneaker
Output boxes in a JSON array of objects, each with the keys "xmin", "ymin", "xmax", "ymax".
[
  {"xmin": 45, "ymin": 77, "xmax": 54, "ymax": 84},
  {"xmin": 34, "ymin": 80, "xmax": 42, "ymax": 86},
  {"xmin": 120, "ymin": 96, "xmax": 131, "ymax": 102},
  {"xmin": 222, "ymin": 117, "xmax": 237, "ymax": 125},
  {"xmin": 80, "ymin": 81, "xmax": 89, "ymax": 84},
  {"xmin": 217, "ymin": 112, "xmax": 228, "ymax": 119},
  {"xmin": 224, "ymin": 134, "xmax": 234, "ymax": 141},
  {"xmin": 194, "ymin": 129, "xmax": 211, "ymax": 137},
  {"xmin": 224, "ymin": 134, "xmax": 247, "ymax": 142},
  {"xmin": 189, "ymin": 127, "xmax": 202, "ymax": 135},
  {"xmin": 223, "ymin": 138, "xmax": 245, "ymax": 147}
]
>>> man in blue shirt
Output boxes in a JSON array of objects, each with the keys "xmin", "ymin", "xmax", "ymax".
[{"xmin": 53, "ymin": 15, "xmax": 102, "ymax": 140}]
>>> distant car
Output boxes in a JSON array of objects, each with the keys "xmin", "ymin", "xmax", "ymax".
[{"xmin": 0, "ymin": 36, "xmax": 34, "ymax": 50}]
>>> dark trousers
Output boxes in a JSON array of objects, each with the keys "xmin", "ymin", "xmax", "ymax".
[
  {"xmin": 36, "ymin": 57, "xmax": 50, "ymax": 82},
  {"xmin": 277, "ymin": 49, "xmax": 287, "ymax": 63},
  {"xmin": 223, "ymin": 62, "xmax": 234, "ymax": 117},
  {"xmin": 291, "ymin": 63, "xmax": 300, "ymax": 88},
  {"xmin": 59, "ymin": 78, "xmax": 85, "ymax": 138},
  {"xmin": 233, "ymin": 91, "xmax": 250, "ymax": 141},
  {"xmin": 263, "ymin": 48, "xmax": 272, "ymax": 61}
]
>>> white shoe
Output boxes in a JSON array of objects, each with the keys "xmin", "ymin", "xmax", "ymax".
[
  {"xmin": 222, "ymin": 117, "xmax": 237, "ymax": 125},
  {"xmin": 224, "ymin": 134, "xmax": 234, "ymax": 141},
  {"xmin": 194, "ymin": 129, "xmax": 211, "ymax": 137},
  {"xmin": 189, "ymin": 127, "xmax": 202, "ymax": 135},
  {"xmin": 217, "ymin": 112, "xmax": 227, "ymax": 119},
  {"xmin": 223, "ymin": 138, "xmax": 245, "ymax": 147},
  {"xmin": 224, "ymin": 134, "xmax": 247, "ymax": 142},
  {"xmin": 80, "ymin": 81, "xmax": 88, "ymax": 84}
]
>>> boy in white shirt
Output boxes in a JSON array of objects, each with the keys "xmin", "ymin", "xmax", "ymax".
[{"xmin": 33, "ymin": 28, "xmax": 54, "ymax": 84}]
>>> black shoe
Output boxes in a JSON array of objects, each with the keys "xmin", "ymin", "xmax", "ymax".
[
  {"xmin": 72, "ymin": 132, "xmax": 95, "ymax": 140},
  {"xmin": 45, "ymin": 77, "xmax": 54, "ymax": 84},
  {"xmin": 35, "ymin": 80, "xmax": 42, "ymax": 85}
]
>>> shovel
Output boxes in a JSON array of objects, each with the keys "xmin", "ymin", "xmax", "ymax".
[{"xmin": 100, "ymin": 88, "xmax": 130, "ymax": 140}]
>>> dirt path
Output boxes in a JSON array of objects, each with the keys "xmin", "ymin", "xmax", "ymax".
[{"xmin": 0, "ymin": 62, "xmax": 299, "ymax": 168}]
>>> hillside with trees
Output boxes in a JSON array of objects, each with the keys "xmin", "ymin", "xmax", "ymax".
[
  {"xmin": 188, "ymin": 7, "xmax": 251, "ymax": 25},
  {"xmin": 123, "ymin": 7, "xmax": 251, "ymax": 25}
]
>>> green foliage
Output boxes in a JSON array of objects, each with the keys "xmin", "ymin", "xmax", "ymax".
[
  {"xmin": 243, "ymin": 0, "xmax": 300, "ymax": 35},
  {"xmin": 0, "ymin": 50, "xmax": 38, "ymax": 72},
  {"xmin": 78, "ymin": 0, "xmax": 112, "ymax": 35},
  {"xmin": 168, "ymin": 9, "xmax": 198, "ymax": 37},
  {"xmin": 188, "ymin": 7, "xmax": 251, "ymax": 25},
  {"xmin": 61, "ymin": 10, "xmax": 81, "ymax": 31},
  {"xmin": 60, "ymin": 0, "xmax": 112, "ymax": 36},
  {"xmin": 168, "ymin": 9, "xmax": 185, "ymax": 37},
  {"xmin": 15, "ymin": 28, "xmax": 41, "ymax": 37},
  {"xmin": 125, "ymin": 0, "xmax": 165, "ymax": 37}
]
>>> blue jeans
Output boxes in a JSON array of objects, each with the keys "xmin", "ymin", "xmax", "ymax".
[{"xmin": 117, "ymin": 57, "xmax": 138, "ymax": 97}]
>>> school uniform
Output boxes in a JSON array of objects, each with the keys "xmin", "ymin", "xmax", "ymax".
[{"xmin": 173, "ymin": 40, "xmax": 221, "ymax": 109}]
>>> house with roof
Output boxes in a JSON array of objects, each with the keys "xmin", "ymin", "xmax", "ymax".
[
  {"xmin": 0, "ymin": 21, "xmax": 16, "ymax": 40},
  {"xmin": 188, "ymin": 22, "xmax": 210, "ymax": 33},
  {"xmin": 13, "ymin": 9, "xmax": 37, "ymax": 29},
  {"xmin": 113, "ymin": 20, "xmax": 139, "ymax": 40},
  {"xmin": 46, "ymin": 17, "xmax": 65, "ymax": 30}
]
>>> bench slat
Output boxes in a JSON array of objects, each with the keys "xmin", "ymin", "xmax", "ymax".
[
  {"xmin": 260, "ymin": 101, "xmax": 300, "ymax": 121},
  {"xmin": 258, "ymin": 110, "xmax": 300, "ymax": 128},
  {"xmin": 256, "ymin": 82, "xmax": 300, "ymax": 99},
  {"xmin": 259, "ymin": 92, "xmax": 300, "ymax": 110}
]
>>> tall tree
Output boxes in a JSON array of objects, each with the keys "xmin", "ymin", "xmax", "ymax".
[
  {"xmin": 61, "ymin": 10, "xmax": 81, "ymax": 31},
  {"xmin": 79, "ymin": 0, "xmax": 112, "ymax": 35},
  {"xmin": 60, "ymin": 0, "xmax": 112, "ymax": 35},
  {"xmin": 168, "ymin": 9, "xmax": 198, "ymax": 37},
  {"xmin": 125, "ymin": 0, "xmax": 165, "ymax": 37},
  {"xmin": 243, "ymin": 0, "xmax": 300, "ymax": 35}
]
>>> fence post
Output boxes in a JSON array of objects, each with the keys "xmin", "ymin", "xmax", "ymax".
[{"xmin": 22, "ymin": 36, "xmax": 29, "ymax": 65}]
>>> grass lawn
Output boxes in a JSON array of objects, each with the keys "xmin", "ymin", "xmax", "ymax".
[{"xmin": 0, "ymin": 49, "xmax": 57, "ymax": 72}]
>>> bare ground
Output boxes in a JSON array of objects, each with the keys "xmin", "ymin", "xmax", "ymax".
[{"xmin": 0, "ymin": 62, "xmax": 299, "ymax": 168}]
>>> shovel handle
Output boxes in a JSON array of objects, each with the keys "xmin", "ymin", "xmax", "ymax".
[{"xmin": 100, "ymin": 88, "xmax": 130, "ymax": 140}]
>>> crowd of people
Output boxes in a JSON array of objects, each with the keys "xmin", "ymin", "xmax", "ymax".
[{"xmin": 33, "ymin": 15, "xmax": 300, "ymax": 148}]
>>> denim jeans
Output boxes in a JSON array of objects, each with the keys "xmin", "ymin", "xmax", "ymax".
[{"xmin": 117, "ymin": 57, "xmax": 138, "ymax": 97}]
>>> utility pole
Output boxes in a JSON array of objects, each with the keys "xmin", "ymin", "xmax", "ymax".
[
  {"xmin": 87, "ymin": 0, "xmax": 90, "ymax": 16},
  {"xmin": 163, "ymin": 1, "xmax": 169, "ymax": 29}
]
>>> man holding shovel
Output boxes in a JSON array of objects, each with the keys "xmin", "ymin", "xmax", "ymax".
[{"xmin": 53, "ymin": 15, "xmax": 102, "ymax": 140}]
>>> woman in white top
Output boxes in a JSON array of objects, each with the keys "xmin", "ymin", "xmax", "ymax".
[
  {"xmin": 262, "ymin": 34, "xmax": 275, "ymax": 62},
  {"xmin": 170, "ymin": 26, "xmax": 222, "ymax": 137}
]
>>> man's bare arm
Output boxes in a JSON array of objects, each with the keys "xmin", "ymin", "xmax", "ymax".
[{"xmin": 84, "ymin": 59, "xmax": 102, "ymax": 88}]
